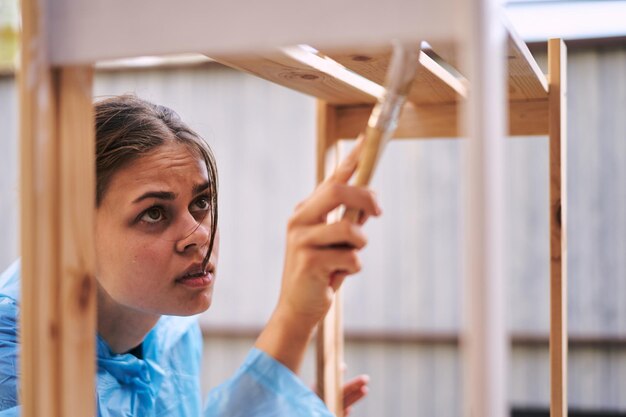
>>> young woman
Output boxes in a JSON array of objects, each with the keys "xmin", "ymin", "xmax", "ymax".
[{"xmin": 0, "ymin": 95, "xmax": 380, "ymax": 416}]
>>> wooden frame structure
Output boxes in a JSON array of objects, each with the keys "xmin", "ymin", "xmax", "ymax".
[{"xmin": 18, "ymin": 0, "xmax": 566, "ymax": 416}]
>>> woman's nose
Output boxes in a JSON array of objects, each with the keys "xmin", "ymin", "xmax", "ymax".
[{"xmin": 174, "ymin": 213, "xmax": 211, "ymax": 254}]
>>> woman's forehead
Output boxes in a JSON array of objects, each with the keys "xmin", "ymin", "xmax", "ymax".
[{"xmin": 106, "ymin": 142, "xmax": 209, "ymax": 202}]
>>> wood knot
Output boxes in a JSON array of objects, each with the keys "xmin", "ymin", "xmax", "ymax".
[
  {"xmin": 49, "ymin": 322, "xmax": 59, "ymax": 339},
  {"xmin": 78, "ymin": 274, "xmax": 93, "ymax": 311},
  {"xmin": 553, "ymin": 199, "xmax": 562, "ymax": 227},
  {"xmin": 352, "ymin": 55, "xmax": 372, "ymax": 62},
  {"xmin": 300, "ymin": 73, "xmax": 319, "ymax": 80}
]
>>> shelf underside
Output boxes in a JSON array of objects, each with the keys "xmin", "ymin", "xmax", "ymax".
[{"xmin": 210, "ymin": 31, "xmax": 549, "ymax": 138}]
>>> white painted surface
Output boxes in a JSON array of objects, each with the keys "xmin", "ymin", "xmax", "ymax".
[
  {"xmin": 47, "ymin": 0, "xmax": 460, "ymax": 65},
  {"xmin": 461, "ymin": 0, "xmax": 508, "ymax": 415}
]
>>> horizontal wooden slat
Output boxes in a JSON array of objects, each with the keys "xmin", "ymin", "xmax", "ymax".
[
  {"xmin": 334, "ymin": 99, "xmax": 548, "ymax": 139},
  {"xmin": 427, "ymin": 26, "xmax": 548, "ymax": 100},
  {"xmin": 211, "ymin": 53, "xmax": 377, "ymax": 105},
  {"xmin": 506, "ymin": 23, "xmax": 548, "ymax": 100},
  {"xmin": 324, "ymin": 47, "xmax": 466, "ymax": 104}
]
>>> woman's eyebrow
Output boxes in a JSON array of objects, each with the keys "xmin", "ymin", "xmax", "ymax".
[
  {"xmin": 193, "ymin": 182, "xmax": 210, "ymax": 195},
  {"xmin": 133, "ymin": 191, "xmax": 177, "ymax": 203}
]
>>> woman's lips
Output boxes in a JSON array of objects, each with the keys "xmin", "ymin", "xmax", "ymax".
[{"xmin": 176, "ymin": 271, "xmax": 213, "ymax": 288}]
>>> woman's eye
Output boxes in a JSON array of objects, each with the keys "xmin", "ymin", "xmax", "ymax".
[
  {"xmin": 140, "ymin": 207, "xmax": 164, "ymax": 224},
  {"xmin": 192, "ymin": 197, "xmax": 210, "ymax": 211}
]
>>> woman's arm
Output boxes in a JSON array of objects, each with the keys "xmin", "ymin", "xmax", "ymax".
[{"xmin": 255, "ymin": 137, "xmax": 381, "ymax": 373}]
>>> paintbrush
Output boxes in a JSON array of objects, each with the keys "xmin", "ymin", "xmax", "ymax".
[{"xmin": 343, "ymin": 41, "xmax": 420, "ymax": 222}]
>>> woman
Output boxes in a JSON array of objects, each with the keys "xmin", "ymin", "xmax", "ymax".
[{"xmin": 0, "ymin": 95, "xmax": 380, "ymax": 416}]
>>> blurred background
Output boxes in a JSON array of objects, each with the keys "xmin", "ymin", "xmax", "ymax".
[{"xmin": 1, "ymin": 0, "xmax": 625, "ymax": 415}]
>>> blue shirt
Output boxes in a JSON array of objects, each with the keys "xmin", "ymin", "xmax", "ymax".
[{"xmin": 0, "ymin": 261, "xmax": 332, "ymax": 417}]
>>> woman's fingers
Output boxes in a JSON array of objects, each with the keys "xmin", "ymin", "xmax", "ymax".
[
  {"xmin": 303, "ymin": 248, "xmax": 363, "ymax": 279},
  {"xmin": 343, "ymin": 375, "xmax": 370, "ymax": 410},
  {"xmin": 294, "ymin": 220, "xmax": 367, "ymax": 250},
  {"xmin": 291, "ymin": 183, "xmax": 381, "ymax": 226}
]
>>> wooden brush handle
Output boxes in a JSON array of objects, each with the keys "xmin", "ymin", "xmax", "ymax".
[{"xmin": 342, "ymin": 125, "xmax": 385, "ymax": 223}]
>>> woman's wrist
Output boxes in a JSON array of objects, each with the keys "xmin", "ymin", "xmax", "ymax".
[{"xmin": 254, "ymin": 306, "xmax": 317, "ymax": 374}]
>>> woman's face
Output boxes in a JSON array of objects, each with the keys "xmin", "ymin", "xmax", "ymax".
[{"xmin": 95, "ymin": 141, "xmax": 219, "ymax": 317}]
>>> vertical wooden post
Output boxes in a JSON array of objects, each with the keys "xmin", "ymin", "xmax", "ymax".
[
  {"xmin": 315, "ymin": 101, "xmax": 344, "ymax": 417},
  {"xmin": 20, "ymin": 0, "xmax": 97, "ymax": 416},
  {"xmin": 461, "ymin": 0, "xmax": 507, "ymax": 416},
  {"xmin": 548, "ymin": 38, "xmax": 567, "ymax": 417},
  {"xmin": 58, "ymin": 66, "xmax": 97, "ymax": 417}
]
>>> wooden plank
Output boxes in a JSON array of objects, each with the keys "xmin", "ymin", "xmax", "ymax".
[
  {"xmin": 20, "ymin": 2, "xmax": 96, "ymax": 416},
  {"xmin": 315, "ymin": 102, "xmax": 344, "ymax": 416},
  {"xmin": 427, "ymin": 25, "xmax": 548, "ymax": 101},
  {"xmin": 334, "ymin": 99, "xmax": 548, "ymax": 140},
  {"xmin": 212, "ymin": 53, "xmax": 377, "ymax": 105},
  {"xmin": 548, "ymin": 38, "xmax": 567, "ymax": 417},
  {"xmin": 19, "ymin": 0, "xmax": 61, "ymax": 415},
  {"xmin": 48, "ymin": 0, "xmax": 456, "ymax": 65},
  {"xmin": 325, "ymin": 47, "xmax": 467, "ymax": 105},
  {"xmin": 58, "ymin": 66, "xmax": 97, "ymax": 417},
  {"xmin": 505, "ymin": 21, "xmax": 548, "ymax": 100}
]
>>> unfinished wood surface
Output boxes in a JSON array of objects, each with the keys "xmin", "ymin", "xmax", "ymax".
[
  {"xmin": 19, "ymin": 0, "xmax": 60, "ymax": 414},
  {"xmin": 315, "ymin": 102, "xmax": 344, "ymax": 416},
  {"xmin": 548, "ymin": 38, "xmax": 567, "ymax": 417},
  {"xmin": 211, "ymin": 53, "xmax": 377, "ymax": 105},
  {"xmin": 20, "ymin": 1, "xmax": 96, "ymax": 415},
  {"xmin": 334, "ymin": 99, "xmax": 548, "ymax": 140},
  {"xmin": 58, "ymin": 66, "xmax": 97, "ymax": 417},
  {"xmin": 428, "ymin": 26, "xmax": 548, "ymax": 101},
  {"xmin": 506, "ymin": 25, "xmax": 548, "ymax": 100},
  {"xmin": 325, "ymin": 47, "xmax": 467, "ymax": 105}
]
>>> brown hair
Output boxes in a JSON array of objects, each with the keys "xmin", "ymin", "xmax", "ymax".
[{"xmin": 95, "ymin": 94, "xmax": 218, "ymax": 263}]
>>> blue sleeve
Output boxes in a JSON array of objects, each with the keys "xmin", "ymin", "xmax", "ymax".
[
  {"xmin": 0, "ymin": 406, "xmax": 19, "ymax": 417},
  {"xmin": 0, "ymin": 299, "xmax": 19, "ymax": 413},
  {"xmin": 204, "ymin": 348, "xmax": 333, "ymax": 417}
]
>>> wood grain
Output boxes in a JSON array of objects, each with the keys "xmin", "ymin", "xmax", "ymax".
[
  {"xmin": 212, "ymin": 53, "xmax": 377, "ymax": 105},
  {"xmin": 325, "ymin": 47, "xmax": 466, "ymax": 105},
  {"xmin": 19, "ymin": 0, "xmax": 61, "ymax": 414},
  {"xmin": 58, "ymin": 66, "xmax": 97, "ymax": 417},
  {"xmin": 334, "ymin": 99, "xmax": 549, "ymax": 140},
  {"xmin": 548, "ymin": 38, "xmax": 568, "ymax": 417},
  {"xmin": 19, "ymin": 1, "xmax": 96, "ymax": 415},
  {"xmin": 315, "ymin": 101, "xmax": 344, "ymax": 416},
  {"xmin": 427, "ymin": 26, "xmax": 548, "ymax": 101}
]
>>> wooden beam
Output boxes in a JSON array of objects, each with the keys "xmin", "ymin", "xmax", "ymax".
[
  {"xmin": 212, "ymin": 52, "xmax": 377, "ymax": 105},
  {"xmin": 325, "ymin": 47, "xmax": 466, "ymax": 105},
  {"xmin": 315, "ymin": 102, "xmax": 344, "ymax": 417},
  {"xmin": 334, "ymin": 99, "xmax": 548, "ymax": 140},
  {"xmin": 548, "ymin": 38, "xmax": 567, "ymax": 417},
  {"xmin": 58, "ymin": 66, "xmax": 97, "ymax": 417},
  {"xmin": 427, "ymin": 25, "xmax": 548, "ymax": 101},
  {"xmin": 20, "ymin": 1, "xmax": 96, "ymax": 416}
]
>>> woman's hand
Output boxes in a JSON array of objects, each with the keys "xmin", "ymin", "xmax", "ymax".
[
  {"xmin": 277, "ymin": 137, "xmax": 381, "ymax": 328},
  {"xmin": 341, "ymin": 375, "xmax": 370, "ymax": 416},
  {"xmin": 255, "ymin": 136, "xmax": 382, "ymax": 373}
]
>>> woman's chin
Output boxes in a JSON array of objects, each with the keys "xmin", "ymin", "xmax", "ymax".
[{"xmin": 160, "ymin": 291, "xmax": 213, "ymax": 317}]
